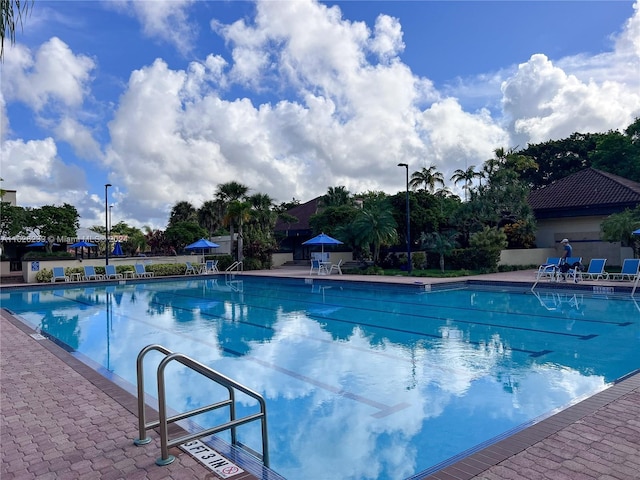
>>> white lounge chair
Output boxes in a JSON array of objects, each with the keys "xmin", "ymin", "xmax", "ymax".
[
  {"xmin": 104, "ymin": 264, "xmax": 123, "ymax": 280},
  {"xmin": 535, "ymin": 257, "xmax": 560, "ymax": 281},
  {"xmin": 611, "ymin": 259, "xmax": 640, "ymax": 281},
  {"xmin": 205, "ymin": 260, "xmax": 219, "ymax": 273},
  {"xmin": 185, "ymin": 262, "xmax": 199, "ymax": 275},
  {"xmin": 83, "ymin": 265, "xmax": 103, "ymax": 281},
  {"xmin": 134, "ymin": 264, "xmax": 154, "ymax": 278},
  {"xmin": 329, "ymin": 259, "xmax": 343, "ymax": 275},
  {"xmin": 51, "ymin": 266, "xmax": 69, "ymax": 282}
]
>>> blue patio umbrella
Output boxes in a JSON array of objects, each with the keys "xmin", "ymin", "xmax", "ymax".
[
  {"xmin": 633, "ymin": 228, "xmax": 640, "ymax": 235},
  {"xmin": 68, "ymin": 240, "xmax": 98, "ymax": 259},
  {"xmin": 112, "ymin": 241, "xmax": 124, "ymax": 256},
  {"xmin": 302, "ymin": 232, "xmax": 343, "ymax": 255},
  {"xmin": 26, "ymin": 241, "xmax": 47, "ymax": 247},
  {"xmin": 68, "ymin": 240, "xmax": 98, "ymax": 248},
  {"xmin": 185, "ymin": 238, "xmax": 220, "ymax": 262},
  {"xmin": 27, "ymin": 241, "xmax": 60, "ymax": 248}
]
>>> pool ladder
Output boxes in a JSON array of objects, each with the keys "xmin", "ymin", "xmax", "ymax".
[{"xmin": 133, "ymin": 344, "xmax": 269, "ymax": 467}]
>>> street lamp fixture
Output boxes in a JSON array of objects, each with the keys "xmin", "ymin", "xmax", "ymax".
[
  {"xmin": 105, "ymin": 184, "xmax": 112, "ymax": 265},
  {"xmin": 397, "ymin": 163, "xmax": 411, "ymax": 274}
]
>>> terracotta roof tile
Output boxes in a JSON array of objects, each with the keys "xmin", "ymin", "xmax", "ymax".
[{"xmin": 528, "ymin": 168, "xmax": 640, "ymax": 212}]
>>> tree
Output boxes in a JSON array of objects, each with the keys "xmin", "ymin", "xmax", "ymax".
[
  {"xmin": 601, "ymin": 207, "xmax": 640, "ymax": 256},
  {"xmin": 351, "ymin": 196, "xmax": 398, "ymax": 262},
  {"xmin": 168, "ymin": 201, "xmax": 197, "ymax": 226},
  {"xmin": 420, "ymin": 231, "xmax": 458, "ymax": 272},
  {"xmin": 225, "ymin": 200, "xmax": 252, "ymax": 261},
  {"xmin": 198, "ymin": 200, "xmax": 223, "ymax": 236},
  {"xmin": 1, "ymin": 0, "xmax": 32, "ymax": 60},
  {"xmin": 450, "ymin": 166, "xmax": 481, "ymax": 201},
  {"xmin": 24, "ymin": 204, "xmax": 79, "ymax": 252},
  {"xmin": 469, "ymin": 227, "xmax": 508, "ymax": 271},
  {"xmin": 0, "ymin": 202, "xmax": 25, "ymax": 238},
  {"xmin": 409, "ymin": 165, "xmax": 445, "ymax": 193},
  {"xmin": 320, "ymin": 186, "xmax": 351, "ymax": 207},
  {"xmin": 164, "ymin": 221, "xmax": 208, "ymax": 251},
  {"xmin": 216, "ymin": 181, "xmax": 250, "ymax": 260}
]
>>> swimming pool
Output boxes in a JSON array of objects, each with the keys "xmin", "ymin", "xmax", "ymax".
[{"xmin": 2, "ymin": 277, "xmax": 639, "ymax": 480}]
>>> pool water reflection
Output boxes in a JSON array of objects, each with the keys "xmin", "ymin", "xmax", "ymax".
[{"xmin": 3, "ymin": 278, "xmax": 639, "ymax": 480}]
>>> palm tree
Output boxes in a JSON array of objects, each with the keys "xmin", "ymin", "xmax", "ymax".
[
  {"xmin": 409, "ymin": 165, "xmax": 445, "ymax": 193},
  {"xmin": 352, "ymin": 198, "xmax": 398, "ymax": 262},
  {"xmin": 450, "ymin": 165, "xmax": 481, "ymax": 201},
  {"xmin": 420, "ymin": 231, "xmax": 458, "ymax": 273},
  {"xmin": 1, "ymin": 0, "xmax": 32, "ymax": 60},
  {"xmin": 216, "ymin": 182, "xmax": 250, "ymax": 260},
  {"xmin": 320, "ymin": 186, "xmax": 351, "ymax": 207},
  {"xmin": 198, "ymin": 199, "xmax": 223, "ymax": 236},
  {"xmin": 225, "ymin": 200, "xmax": 252, "ymax": 262},
  {"xmin": 168, "ymin": 201, "xmax": 197, "ymax": 226}
]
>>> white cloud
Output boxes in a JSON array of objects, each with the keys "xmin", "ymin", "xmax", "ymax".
[
  {"xmin": 1, "ymin": 37, "xmax": 95, "ymax": 111},
  {"xmin": 107, "ymin": 0, "xmax": 196, "ymax": 55},
  {"xmin": 0, "ymin": 138, "xmax": 87, "ymax": 206}
]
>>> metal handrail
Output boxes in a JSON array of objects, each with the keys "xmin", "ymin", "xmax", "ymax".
[
  {"xmin": 225, "ymin": 261, "xmax": 243, "ymax": 272},
  {"xmin": 133, "ymin": 344, "xmax": 269, "ymax": 467}
]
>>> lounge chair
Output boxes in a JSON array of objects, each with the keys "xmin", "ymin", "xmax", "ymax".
[
  {"xmin": 611, "ymin": 258, "xmax": 640, "ymax": 281},
  {"xmin": 83, "ymin": 265, "xmax": 103, "ymax": 281},
  {"xmin": 104, "ymin": 264, "xmax": 123, "ymax": 280},
  {"xmin": 580, "ymin": 259, "xmax": 609, "ymax": 281},
  {"xmin": 329, "ymin": 259, "xmax": 343, "ymax": 275},
  {"xmin": 310, "ymin": 259, "xmax": 328, "ymax": 275},
  {"xmin": 51, "ymin": 266, "xmax": 69, "ymax": 283},
  {"xmin": 205, "ymin": 260, "xmax": 219, "ymax": 273},
  {"xmin": 134, "ymin": 263, "xmax": 154, "ymax": 278},
  {"xmin": 535, "ymin": 257, "xmax": 561, "ymax": 281},
  {"xmin": 185, "ymin": 262, "xmax": 199, "ymax": 275}
]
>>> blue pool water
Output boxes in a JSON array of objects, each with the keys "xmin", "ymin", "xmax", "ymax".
[{"xmin": 2, "ymin": 277, "xmax": 639, "ymax": 480}]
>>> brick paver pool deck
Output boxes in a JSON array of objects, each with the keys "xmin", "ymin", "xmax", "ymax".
[{"xmin": 1, "ymin": 269, "xmax": 639, "ymax": 480}]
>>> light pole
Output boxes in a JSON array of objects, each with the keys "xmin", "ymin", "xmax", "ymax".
[
  {"xmin": 397, "ymin": 163, "xmax": 411, "ymax": 274},
  {"xmin": 109, "ymin": 204, "xmax": 113, "ymax": 231},
  {"xmin": 105, "ymin": 184, "xmax": 112, "ymax": 265}
]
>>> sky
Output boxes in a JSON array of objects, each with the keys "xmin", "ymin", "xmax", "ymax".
[{"xmin": 1, "ymin": 0, "xmax": 639, "ymax": 231}]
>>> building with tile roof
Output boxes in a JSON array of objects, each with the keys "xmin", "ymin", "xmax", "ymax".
[{"xmin": 528, "ymin": 168, "xmax": 640, "ymax": 264}]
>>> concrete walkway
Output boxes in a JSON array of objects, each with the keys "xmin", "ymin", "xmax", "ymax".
[{"xmin": 1, "ymin": 269, "xmax": 639, "ymax": 480}]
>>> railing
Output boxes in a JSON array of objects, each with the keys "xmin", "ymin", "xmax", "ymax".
[
  {"xmin": 225, "ymin": 261, "xmax": 243, "ymax": 272},
  {"xmin": 133, "ymin": 344, "xmax": 269, "ymax": 467}
]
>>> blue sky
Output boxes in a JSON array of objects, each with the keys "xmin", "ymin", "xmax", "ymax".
[{"xmin": 1, "ymin": 0, "xmax": 639, "ymax": 230}]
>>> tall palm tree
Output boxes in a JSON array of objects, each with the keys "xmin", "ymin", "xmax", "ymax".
[
  {"xmin": 450, "ymin": 165, "xmax": 481, "ymax": 201},
  {"xmin": 1, "ymin": 0, "xmax": 32, "ymax": 60},
  {"xmin": 225, "ymin": 200, "xmax": 252, "ymax": 262},
  {"xmin": 216, "ymin": 182, "xmax": 250, "ymax": 260},
  {"xmin": 409, "ymin": 165, "xmax": 445, "ymax": 193}
]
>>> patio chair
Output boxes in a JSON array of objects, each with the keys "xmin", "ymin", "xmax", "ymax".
[
  {"xmin": 310, "ymin": 259, "xmax": 328, "ymax": 275},
  {"xmin": 611, "ymin": 258, "xmax": 640, "ymax": 281},
  {"xmin": 185, "ymin": 262, "xmax": 199, "ymax": 275},
  {"xmin": 51, "ymin": 266, "xmax": 69, "ymax": 283},
  {"xmin": 328, "ymin": 259, "xmax": 343, "ymax": 275},
  {"xmin": 134, "ymin": 263, "xmax": 154, "ymax": 278},
  {"xmin": 104, "ymin": 264, "xmax": 123, "ymax": 280},
  {"xmin": 580, "ymin": 259, "xmax": 609, "ymax": 281},
  {"xmin": 205, "ymin": 260, "xmax": 219, "ymax": 273},
  {"xmin": 83, "ymin": 265, "xmax": 103, "ymax": 281},
  {"xmin": 535, "ymin": 257, "xmax": 560, "ymax": 281}
]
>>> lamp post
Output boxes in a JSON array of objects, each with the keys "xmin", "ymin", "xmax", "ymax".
[
  {"xmin": 397, "ymin": 163, "xmax": 411, "ymax": 274},
  {"xmin": 105, "ymin": 183, "xmax": 112, "ymax": 265},
  {"xmin": 109, "ymin": 204, "xmax": 113, "ymax": 231}
]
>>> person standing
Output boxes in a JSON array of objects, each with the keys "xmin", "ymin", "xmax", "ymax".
[{"xmin": 559, "ymin": 238, "xmax": 573, "ymax": 281}]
